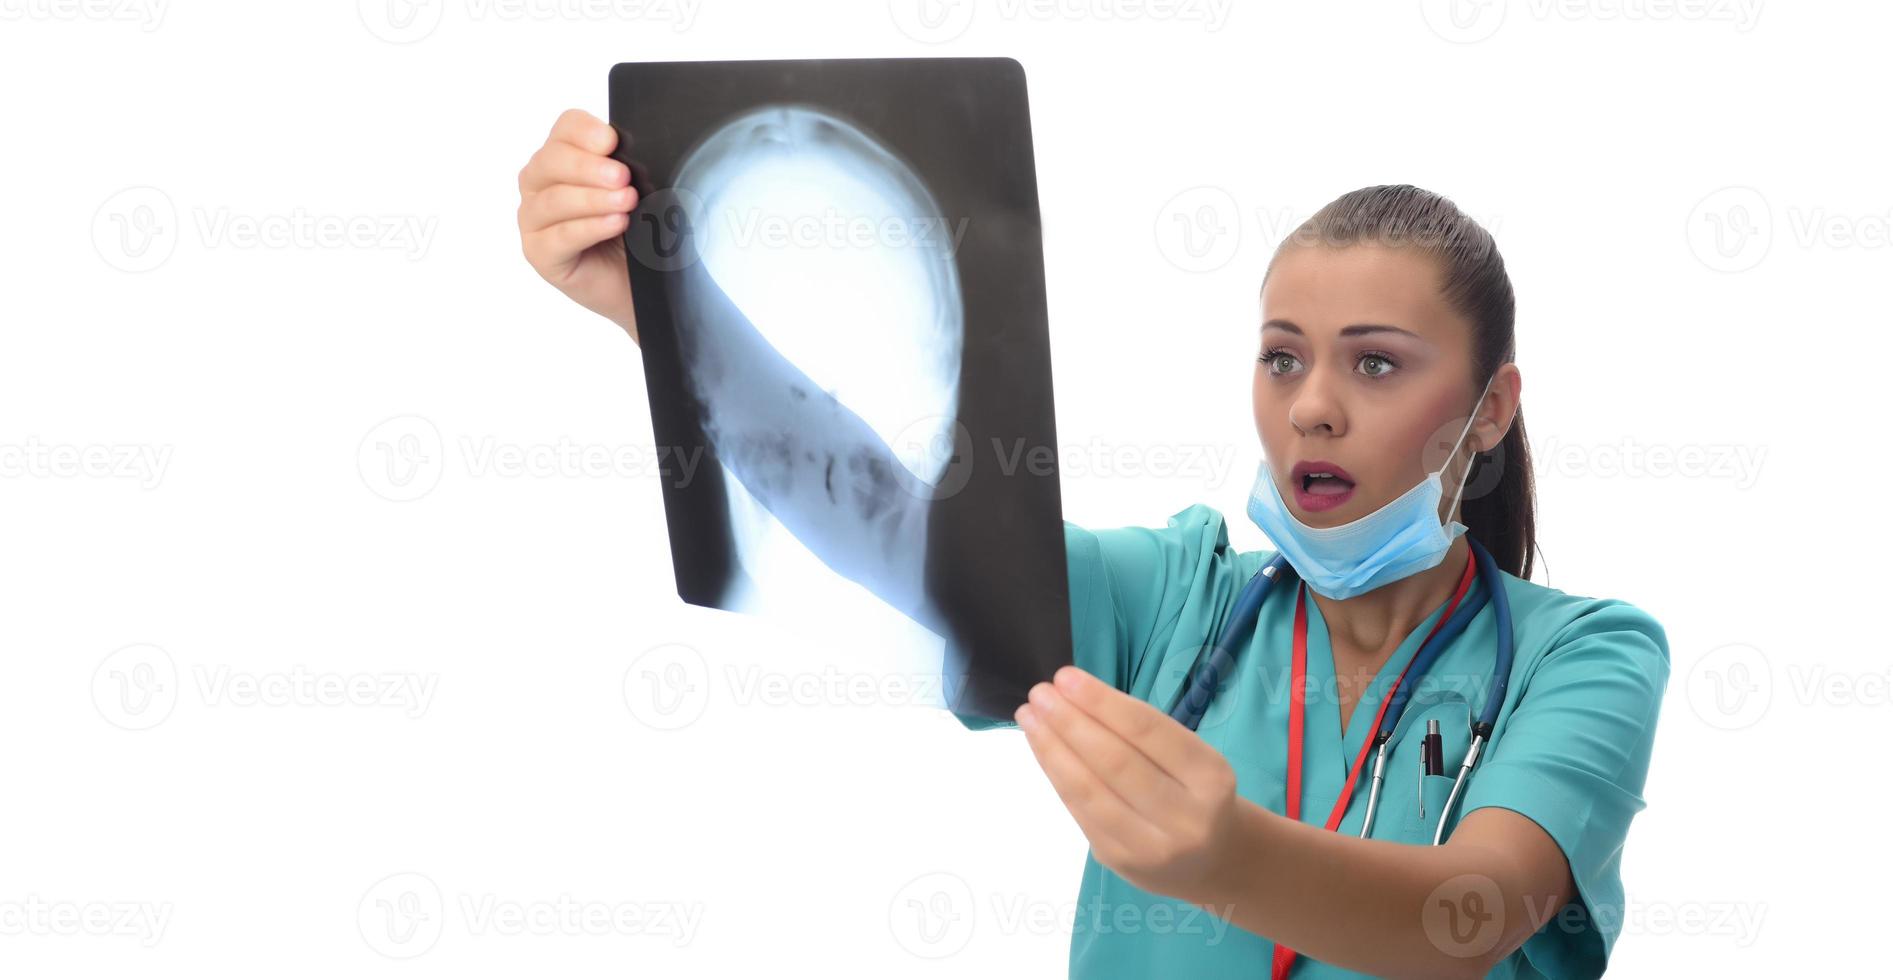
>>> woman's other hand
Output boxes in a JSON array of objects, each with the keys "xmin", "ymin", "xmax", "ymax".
[{"xmin": 1015, "ymin": 666, "xmax": 1248, "ymax": 907}]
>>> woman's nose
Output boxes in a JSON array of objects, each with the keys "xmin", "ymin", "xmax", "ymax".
[{"xmin": 1288, "ymin": 374, "xmax": 1344, "ymax": 436}]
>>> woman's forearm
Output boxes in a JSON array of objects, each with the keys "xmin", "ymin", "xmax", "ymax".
[{"xmin": 1184, "ymin": 800, "xmax": 1557, "ymax": 979}]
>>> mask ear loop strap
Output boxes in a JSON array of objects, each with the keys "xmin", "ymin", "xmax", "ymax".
[{"xmin": 1444, "ymin": 374, "xmax": 1498, "ymax": 522}]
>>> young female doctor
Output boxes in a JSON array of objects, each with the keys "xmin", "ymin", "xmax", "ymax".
[{"xmin": 516, "ymin": 109, "xmax": 1671, "ymax": 980}]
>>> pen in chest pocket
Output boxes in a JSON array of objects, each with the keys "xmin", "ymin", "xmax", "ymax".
[{"xmin": 1418, "ymin": 718, "xmax": 1445, "ymax": 818}]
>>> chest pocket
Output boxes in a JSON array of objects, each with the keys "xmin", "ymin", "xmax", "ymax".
[{"xmin": 1365, "ymin": 692, "xmax": 1474, "ymax": 845}]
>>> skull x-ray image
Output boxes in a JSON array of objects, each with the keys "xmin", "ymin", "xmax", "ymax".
[{"xmin": 611, "ymin": 58, "xmax": 1068, "ymax": 724}]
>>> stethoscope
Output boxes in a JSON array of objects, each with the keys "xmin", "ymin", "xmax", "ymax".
[{"xmin": 1167, "ymin": 536, "xmax": 1515, "ymax": 845}]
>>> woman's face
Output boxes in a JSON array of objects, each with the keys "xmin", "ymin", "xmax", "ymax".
[{"xmin": 1255, "ymin": 243, "xmax": 1505, "ymax": 529}]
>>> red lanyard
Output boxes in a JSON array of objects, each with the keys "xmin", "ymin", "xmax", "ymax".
[{"xmin": 1270, "ymin": 547, "xmax": 1478, "ymax": 980}]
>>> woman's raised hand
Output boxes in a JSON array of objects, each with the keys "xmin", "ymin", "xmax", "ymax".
[{"xmin": 517, "ymin": 108, "xmax": 641, "ymax": 345}]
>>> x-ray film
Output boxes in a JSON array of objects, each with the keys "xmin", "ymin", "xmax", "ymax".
[{"xmin": 610, "ymin": 57, "xmax": 1069, "ymax": 725}]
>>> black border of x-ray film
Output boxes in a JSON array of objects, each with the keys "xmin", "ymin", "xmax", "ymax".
[{"xmin": 609, "ymin": 56, "xmax": 1071, "ymax": 723}]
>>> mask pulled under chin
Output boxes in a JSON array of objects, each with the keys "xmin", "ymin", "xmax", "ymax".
[{"xmin": 1245, "ymin": 375, "xmax": 1492, "ymax": 601}]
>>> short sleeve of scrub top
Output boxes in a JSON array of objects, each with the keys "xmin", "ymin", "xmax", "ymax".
[
  {"xmin": 952, "ymin": 503, "xmax": 1671, "ymax": 980},
  {"xmin": 1453, "ymin": 593, "xmax": 1671, "ymax": 976}
]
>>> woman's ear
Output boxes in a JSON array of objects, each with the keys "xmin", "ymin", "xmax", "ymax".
[{"xmin": 1477, "ymin": 363, "xmax": 1523, "ymax": 452}]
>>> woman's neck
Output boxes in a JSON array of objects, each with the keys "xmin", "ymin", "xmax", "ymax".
[{"xmin": 1306, "ymin": 535, "xmax": 1471, "ymax": 664}]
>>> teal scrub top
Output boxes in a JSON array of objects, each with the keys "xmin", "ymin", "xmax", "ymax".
[{"xmin": 957, "ymin": 503, "xmax": 1671, "ymax": 979}]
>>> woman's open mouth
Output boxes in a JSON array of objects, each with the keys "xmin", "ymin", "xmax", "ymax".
[{"xmin": 1290, "ymin": 460, "xmax": 1356, "ymax": 513}]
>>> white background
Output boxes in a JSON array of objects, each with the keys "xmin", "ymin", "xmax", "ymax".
[{"xmin": 1, "ymin": 1, "xmax": 1882, "ymax": 976}]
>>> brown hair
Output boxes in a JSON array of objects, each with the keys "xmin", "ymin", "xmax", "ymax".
[{"xmin": 1262, "ymin": 184, "xmax": 1538, "ymax": 580}]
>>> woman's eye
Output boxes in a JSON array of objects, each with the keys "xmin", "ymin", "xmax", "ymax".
[
  {"xmin": 1259, "ymin": 349, "xmax": 1301, "ymax": 375},
  {"xmin": 1358, "ymin": 353, "xmax": 1397, "ymax": 378}
]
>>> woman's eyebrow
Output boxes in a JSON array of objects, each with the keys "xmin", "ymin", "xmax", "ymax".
[{"xmin": 1262, "ymin": 319, "xmax": 1426, "ymax": 342}]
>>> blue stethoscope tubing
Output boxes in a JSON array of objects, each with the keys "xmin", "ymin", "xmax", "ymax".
[{"xmin": 1166, "ymin": 536, "xmax": 1515, "ymax": 845}]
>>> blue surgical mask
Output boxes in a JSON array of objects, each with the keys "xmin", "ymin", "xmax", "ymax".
[{"xmin": 1246, "ymin": 374, "xmax": 1494, "ymax": 601}]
